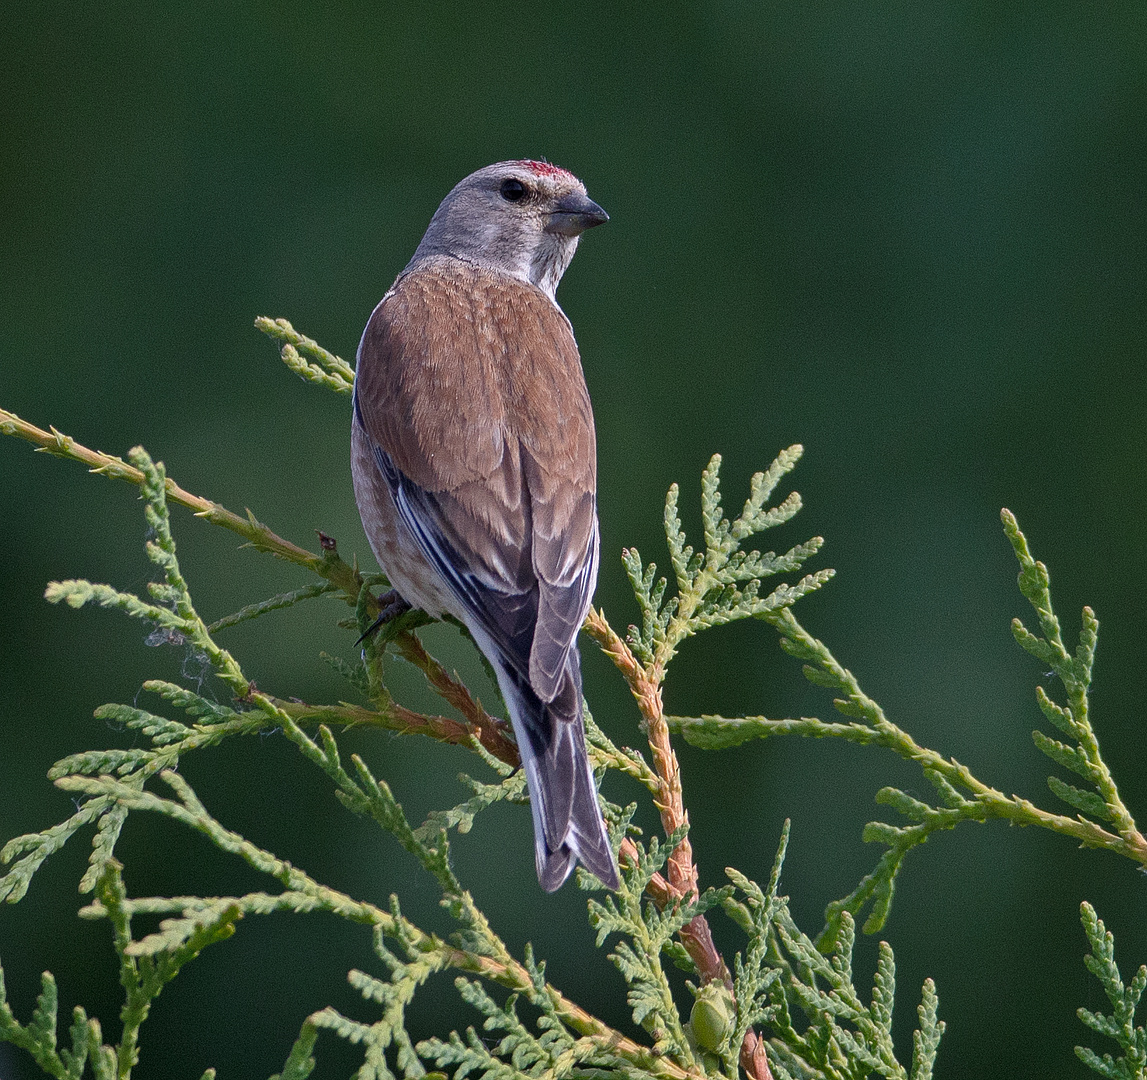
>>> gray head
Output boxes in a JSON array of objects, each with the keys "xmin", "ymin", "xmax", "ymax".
[{"xmin": 409, "ymin": 160, "xmax": 608, "ymax": 301}]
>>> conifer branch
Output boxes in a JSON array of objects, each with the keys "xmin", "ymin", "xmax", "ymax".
[
  {"xmin": 1075, "ymin": 902, "xmax": 1147, "ymax": 1078},
  {"xmin": 255, "ymin": 316, "xmax": 356, "ymax": 393},
  {"xmin": 665, "ymin": 513, "xmax": 1146, "ymax": 943},
  {"xmin": 50, "ymin": 769, "xmax": 699, "ymax": 1080},
  {"xmin": 0, "ymin": 407, "xmax": 356, "ymax": 591},
  {"xmin": 0, "ymin": 436, "xmax": 702, "ymax": 1076},
  {"xmin": 587, "ymin": 817, "xmax": 735, "ymax": 1067},
  {"xmin": 716, "ymin": 825, "xmax": 944, "ymax": 1080},
  {"xmin": 387, "ymin": 629, "xmax": 516, "ymax": 763},
  {"xmin": 207, "ymin": 581, "xmax": 339, "ymax": 632},
  {"xmin": 582, "ymin": 606, "xmax": 725, "ymax": 987},
  {"xmin": 0, "ymin": 968, "xmax": 114, "ymax": 1080},
  {"xmin": 585, "ymin": 448, "xmax": 829, "ymax": 1080},
  {"xmin": 1001, "ymin": 509, "xmax": 1146, "ymax": 863}
]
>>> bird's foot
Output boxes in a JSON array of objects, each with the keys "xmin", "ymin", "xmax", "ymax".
[{"xmin": 355, "ymin": 589, "xmax": 414, "ymax": 645}]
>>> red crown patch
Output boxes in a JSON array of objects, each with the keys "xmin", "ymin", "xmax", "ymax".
[{"xmin": 517, "ymin": 159, "xmax": 575, "ymax": 182}]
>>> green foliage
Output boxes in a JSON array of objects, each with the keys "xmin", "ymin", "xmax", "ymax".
[
  {"xmin": 303, "ymin": 926, "xmax": 447, "ymax": 1080},
  {"xmin": 415, "ymin": 769, "xmax": 527, "ymax": 842},
  {"xmin": 1076, "ymin": 903, "xmax": 1147, "ymax": 1079},
  {"xmin": 588, "ymin": 817, "xmax": 732, "ymax": 1064},
  {"xmin": 207, "ymin": 581, "xmax": 339, "ymax": 633},
  {"xmin": 2, "ymin": 320, "xmax": 1143, "ymax": 1077},
  {"xmin": 1000, "ymin": 510, "xmax": 1139, "ymax": 840},
  {"xmin": 623, "ymin": 448, "xmax": 832, "ymax": 670},
  {"xmin": 668, "ymin": 513, "xmax": 1147, "ymax": 947},
  {"xmin": 0, "ymin": 968, "xmax": 114, "ymax": 1080},
  {"xmin": 417, "ymin": 947, "xmax": 620, "ymax": 1080},
  {"xmin": 255, "ymin": 317, "xmax": 356, "ymax": 394},
  {"xmin": 719, "ymin": 826, "xmax": 943, "ymax": 1080}
]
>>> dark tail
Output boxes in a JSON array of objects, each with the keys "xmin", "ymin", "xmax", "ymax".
[{"xmin": 494, "ymin": 650, "xmax": 620, "ymax": 892}]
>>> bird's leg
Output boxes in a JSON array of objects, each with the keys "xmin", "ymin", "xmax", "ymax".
[{"xmin": 355, "ymin": 588, "xmax": 413, "ymax": 644}]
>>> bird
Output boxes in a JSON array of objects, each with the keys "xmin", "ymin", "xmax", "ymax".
[{"xmin": 350, "ymin": 160, "xmax": 620, "ymax": 891}]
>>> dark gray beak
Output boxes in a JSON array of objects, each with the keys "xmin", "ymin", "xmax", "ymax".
[{"xmin": 544, "ymin": 193, "xmax": 609, "ymax": 236}]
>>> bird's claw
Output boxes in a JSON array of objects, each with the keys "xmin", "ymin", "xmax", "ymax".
[{"xmin": 355, "ymin": 589, "xmax": 413, "ymax": 645}]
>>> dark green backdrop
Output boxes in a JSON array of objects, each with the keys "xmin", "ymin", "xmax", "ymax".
[{"xmin": 2, "ymin": 2, "xmax": 1145, "ymax": 1077}]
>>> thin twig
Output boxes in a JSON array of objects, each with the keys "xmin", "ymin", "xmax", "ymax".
[
  {"xmin": 270, "ymin": 697, "xmax": 519, "ymax": 765},
  {"xmin": 0, "ymin": 408, "xmax": 360, "ymax": 595},
  {"xmin": 584, "ymin": 607, "xmax": 770, "ymax": 1080}
]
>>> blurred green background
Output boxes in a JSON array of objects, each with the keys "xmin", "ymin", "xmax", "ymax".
[{"xmin": 2, "ymin": 1, "xmax": 1145, "ymax": 1076}]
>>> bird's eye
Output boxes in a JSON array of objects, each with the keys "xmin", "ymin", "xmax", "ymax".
[{"xmin": 500, "ymin": 178, "xmax": 527, "ymax": 202}]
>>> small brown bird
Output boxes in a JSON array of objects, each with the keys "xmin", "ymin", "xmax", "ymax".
[{"xmin": 351, "ymin": 160, "xmax": 620, "ymax": 891}]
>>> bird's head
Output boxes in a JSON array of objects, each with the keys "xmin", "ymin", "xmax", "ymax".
[{"xmin": 410, "ymin": 160, "xmax": 608, "ymax": 300}]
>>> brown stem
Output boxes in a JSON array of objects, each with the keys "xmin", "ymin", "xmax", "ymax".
[
  {"xmin": 619, "ymin": 836, "xmax": 671, "ymax": 905},
  {"xmin": 583, "ymin": 613, "xmax": 691, "ymax": 884},
  {"xmin": 389, "ymin": 630, "xmax": 519, "ymax": 765},
  {"xmin": 584, "ymin": 613, "xmax": 735, "ymax": 963},
  {"xmin": 270, "ymin": 697, "xmax": 519, "ymax": 765},
  {"xmin": 585, "ymin": 606, "xmax": 773, "ymax": 1079}
]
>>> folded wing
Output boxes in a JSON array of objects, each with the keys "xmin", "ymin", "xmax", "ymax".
[{"xmin": 353, "ymin": 262, "xmax": 598, "ymax": 703}]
